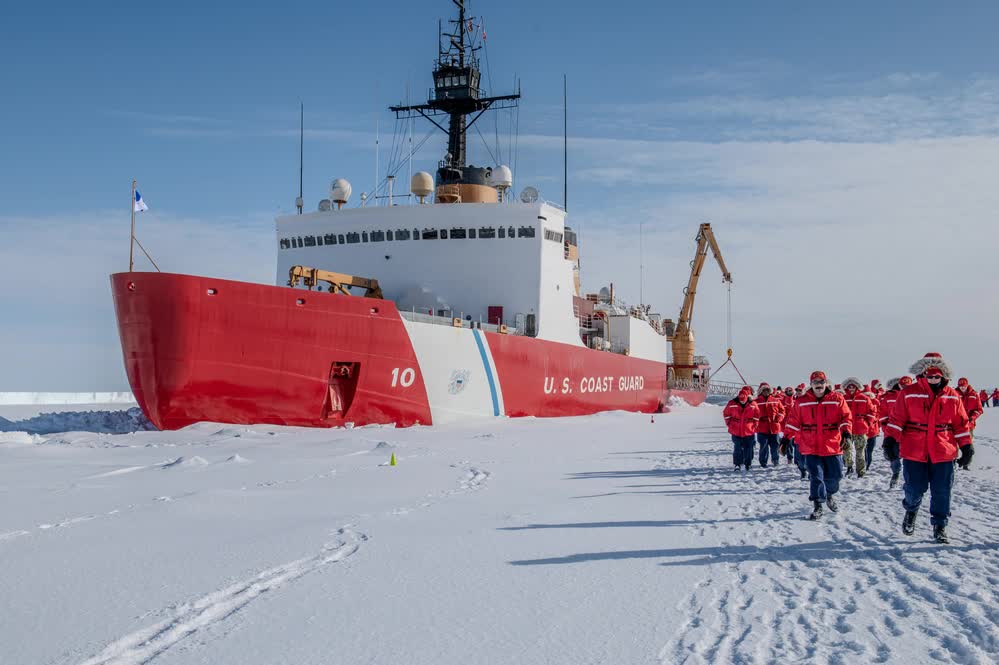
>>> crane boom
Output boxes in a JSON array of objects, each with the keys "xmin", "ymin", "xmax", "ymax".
[
  {"xmin": 287, "ymin": 266, "xmax": 385, "ymax": 300},
  {"xmin": 669, "ymin": 223, "xmax": 732, "ymax": 381}
]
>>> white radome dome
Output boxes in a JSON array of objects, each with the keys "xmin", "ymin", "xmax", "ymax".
[
  {"xmin": 411, "ymin": 171, "xmax": 434, "ymax": 198},
  {"xmin": 489, "ymin": 165, "xmax": 513, "ymax": 189},
  {"xmin": 330, "ymin": 178, "xmax": 352, "ymax": 204}
]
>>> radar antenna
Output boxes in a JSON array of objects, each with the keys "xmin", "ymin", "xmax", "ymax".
[{"xmin": 389, "ymin": 0, "xmax": 520, "ymax": 186}]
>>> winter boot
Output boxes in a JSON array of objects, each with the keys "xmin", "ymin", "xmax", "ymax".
[
  {"xmin": 734, "ymin": 465, "xmax": 742, "ymax": 472},
  {"xmin": 933, "ymin": 525, "xmax": 950, "ymax": 544},
  {"xmin": 846, "ymin": 465, "xmax": 854, "ymax": 476},
  {"xmin": 808, "ymin": 501, "xmax": 824, "ymax": 520},
  {"xmin": 902, "ymin": 511, "xmax": 917, "ymax": 535},
  {"xmin": 800, "ymin": 468, "xmax": 807, "ymax": 480},
  {"xmin": 857, "ymin": 469, "xmax": 866, "ymax": 478},
  {"xmin": 889, "ymin": 472, "xmax": 900, "ymax": 489},
  {"xmin": 745, "ymin": 463, "xmax": 751, "ymax": 471},
  {"xmin": 826, "ymin": 495, "xmax": 839, "ymax": 512}
]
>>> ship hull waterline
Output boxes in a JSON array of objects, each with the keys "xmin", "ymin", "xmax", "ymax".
[{"xmin": 110, "ymin": 273, "xmax": 706, "ymax": 430}]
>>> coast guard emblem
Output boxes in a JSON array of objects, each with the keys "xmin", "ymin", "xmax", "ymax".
[{"xmin": 448, "ymin": 369, "xmax": 470, "ymax": 394}]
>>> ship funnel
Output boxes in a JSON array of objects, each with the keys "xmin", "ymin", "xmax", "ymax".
[
  {"xmin": 330, "ymin": 178, "xmax": 352, "ymax": 209},
  {"xmin": 411, "ymin": 171, "xmax": 433, "ymax": 204}
]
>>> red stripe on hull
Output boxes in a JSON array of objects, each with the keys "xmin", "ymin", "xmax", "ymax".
[{"xmin": 111, "ymin": 273, "xmax": 433, "ymax": 429}]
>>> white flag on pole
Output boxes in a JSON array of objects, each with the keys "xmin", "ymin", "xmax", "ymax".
[{"xmin": 134, "ymin": 189, "xmax": 148, "ymax": 212}]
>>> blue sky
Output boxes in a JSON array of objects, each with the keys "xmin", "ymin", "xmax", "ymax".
[{"xmin": 2, "ymin": 1, "xmax": 999, "ymax": 390}]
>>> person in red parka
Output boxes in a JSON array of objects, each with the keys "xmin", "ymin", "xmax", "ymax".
[
  {"xmin": 755, "ymin": 382, "xmax": 785, "ymax": 468},
  {"xmin": 878, "ymin": 377, "xmax": 910, "ymax": 489},
  {"xmin": 992, "ymin": 388, "xmax": 999, "ymax": 408},
  {"xmin": 956, "ymin": 378, "xmax": 983, "ymax": 463},
  {"xmin": 863, "ymin": 384, "xmax": 881, "ymax": 472},
  {"xmin": 884, "ymin": 352, "xmax": 972, "ymax": 543},
  {"xmin": 724, "ymin": 386, "xmax": 761, "ymax": 471},
  {"xmin": 841, "ymin": 377, "xmax": 876, "ymax": 477},
  {"xmin": 980, "ymin": 388, "xmax": 990, "ymax": 408},
  {"xmin": 779, "ymin": 386, "xmax": 797, "ymax": 466},
  {"xmin": 784, "ymin": 370, "xmax": 853, "ymax": 520}
]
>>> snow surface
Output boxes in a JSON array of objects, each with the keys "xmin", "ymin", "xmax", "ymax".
[{"xmin": 1, "ymin": 403, "xmax": 997, "ymax": 664}]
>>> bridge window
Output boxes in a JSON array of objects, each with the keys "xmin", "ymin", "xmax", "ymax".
[
  {"xmin": 413, "ymin": 228, "xmax": 419, "ymax": 240},
  {"xmin": 280, "ymin": 238, "xmax": 291, "ymax": 249},
  {"xmin": 337, "ymin": 234, "xmax": 345, "ymax": 244},
  {"xmin": 450, "ymin": 228, "xmax": 466, "ymax": 239},
  {"xmin": 316, "ymin": 235, "xmax": 323, "ymax": 246},
  {"xmin": 440, "ymin": 229, "xmax": 448, "ymax": 239},
  {"xmin": 498, "ymin": 226, "xmax": 506, "ymax": 239},
  {"xmin": 422, "ymin": 228, "xmax": 438, "ymax": 239},
  {"xmin": 395, "ymin": 228, "xmax": 411, "ymax": 240},
  {"xmin": 324, "ymin": 233, "xmax": 336, "ymax": 245},
  {"xmin": 296, "ymin": 237, "xmax": 303, "ymax": 248},
  {"xmin": 517, "ymin": 226, "xmax": 535, "ymax": 238},
  {"xmin": 345, "ymin": 232, "xmax": 360, "ymax": 244},
  {"xmin": 469, "ymin": 228, "xmax": 476, "ymax": 239},
  {"xmin": 478, "ymin": 226, "xmax": 495, "ymax": 239},
  {"xmin": 385, "ymin": 230, "xmax": 393, "ymax": 241},
  {"xmin": 362, "ymin": 231, "xmax": 369, "ymax": 242},
  {"xmin": 508, "ymin": 226, "xmax": 516, "ymax": 238},
  {"xmin": 370, "ymin": 230, "xmax": 385, "ymax": 242}
]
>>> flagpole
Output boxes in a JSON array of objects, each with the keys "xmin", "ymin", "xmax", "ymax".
[{"xmin": 129, "ymin": 179, "xmax": 136, "ymax": 271}]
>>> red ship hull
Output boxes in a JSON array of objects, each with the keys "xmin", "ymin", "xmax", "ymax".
[{"xmin": 111, "ymin": 273, "xmax": 705, "ymax": 430}]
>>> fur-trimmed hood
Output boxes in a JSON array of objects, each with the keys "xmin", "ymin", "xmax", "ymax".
[
  {"xmin": 885, "ymin": 376, "xmax": 903, "ymax": 391},
  {"xmin": 909, "ymin": 353, "xmax": 953, "ymax": 380},
  {"xmin": 841, "ymin": 377, "xmax": 863, "ymax": 390}
]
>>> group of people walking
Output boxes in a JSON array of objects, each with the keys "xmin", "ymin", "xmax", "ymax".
[{"xmin": 722, "ymin": 352, "xmax": 984, "ymax": 543}]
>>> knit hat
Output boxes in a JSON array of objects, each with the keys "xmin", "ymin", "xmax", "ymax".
[
  {"xmin": 809, "ymin": 370, "xmax": 828, "ymax": 384},
  {"xmin": 957, "ymin": 377, "xmax": 969, "ymax": 387},
  {"xmin": 909, "ymin": 352, "xmax": 952, "ymax": 380},
  {"xmin": 899, "ymin": 375, "xmax": 914, "ymax": 386}
]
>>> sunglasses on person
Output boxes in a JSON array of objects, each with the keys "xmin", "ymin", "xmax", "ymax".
[
  {"xmin": 925, "ymin": 374, "xmax": 943, "ymax": 382},
  {"xmin": 810, "ymin": 380, "xmax": 826, "ymax": 387}
]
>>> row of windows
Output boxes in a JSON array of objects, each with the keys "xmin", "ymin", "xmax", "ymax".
[
  {"xmin": 280, "ymin": 225, "xmax": 538, "ymax": 250},
  {"xmin": 543, "ymin": 229, "xmax": 564, "ymax": 244}
]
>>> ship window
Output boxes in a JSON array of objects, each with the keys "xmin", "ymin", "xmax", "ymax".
[
  {"xmin": 362, "ymin": 231, "xmax": 369, "ymax": 242},
  {"xmin": 296, "ymin": 237, "xmax": 303, "ymax": 248},
  {"xmin": 280, "ymin": 238, "xmax": 291, "ymax": 249},
  {"xmin": 345, "ymin": 232, "xmax": 360, "ymax": 244},
  {"xmin": 316, "ymin": 236, "xmax": 323, "ymax": 246},
  {"xmin": 498, "ymin": 227, "xmax": 506, "ymax": 239},
  {"xmin": 413, "ymin": 228, "xmax": 420, "ymax": 239},
  {"xmin": 422, "ymin": 228, "xmax": 438, "ymax": 240},
  {"xmin": 478, "ymin": 226, "xmax": 495, "ymax": 239},
  {"xmin": 370, "ymin": 230, "xmax": 385, "ymax": 242},
  {"xmin": 324, "ymin": 233, "xmax": 336, "ymax": 245},
  {"xmin": 386, "ymin": 230, "xmax": 393, "ymax": 241},
  {"xmin": 303, "ymin": 235, "xmax": 315, "ymax": 247},
  {"xmin": 508, "ymin": 226, "xmax": 515, "ymax": 238},
  {"xmin": 459, "ymin": 75, "xmax": 466, "ymax": 86},
  {"xmin": 450, "ymin": 227, "xmax": 466, "ymax": 239},
  {"xmin": 440, "ymin": 229, "xmax": 448, "ymax": 239},
  {"xmin": 517, "ymin": 226, "xmax": 535, "ymax": 238},
  {"xmin": 395, "ymin": 228, "xmax": 410, "ymax": 240},
  {"xmin": 469, "ymin": 228, "xmax": 476, "ymax": 239},
  {"xmin": 338, "ymin": 234, "xmax": 345, "ymax": 244}
]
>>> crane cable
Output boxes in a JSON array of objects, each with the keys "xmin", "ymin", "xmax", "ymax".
[{"xmin": 707, "ymin": 281, "xmax": 749, "ymax": 386}]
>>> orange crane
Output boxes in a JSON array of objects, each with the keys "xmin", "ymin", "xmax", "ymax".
[
  {"xmin": 666, "ymin": 223, "xmax": 736, "ymax": 382},
  {"xmin": 287, "ymin": 266, "xmax": 385, "ymax": 299}
]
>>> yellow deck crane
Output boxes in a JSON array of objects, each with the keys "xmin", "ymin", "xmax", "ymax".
[
  {"xmin": 287, "ymin": 266, "xmax": 385, "ymax": 299},
  {"xmin": 666, "ymin": 223, "xmax": 740, "ymax": 383}
]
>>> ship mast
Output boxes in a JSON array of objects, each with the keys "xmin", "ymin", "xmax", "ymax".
[{"xmin": 390, "ymin": 0, "xmax": 519, "ymax": 186}]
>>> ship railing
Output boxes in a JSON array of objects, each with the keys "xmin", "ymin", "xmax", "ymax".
[
  {"xmin": 668, "ymin": 378, "xmax": 710, "ymax": 392},
  {"xmin": 704, "ymin": 380, "xmax": 755, "ymax": 397},
  {"xmin": 400, "ymin": 310, "xmax": 522, "ymax": 335}
]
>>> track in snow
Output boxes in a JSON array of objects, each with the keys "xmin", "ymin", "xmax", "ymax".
[
  {"xmin": 78, "ymin": 526, "xmax": 367, "ymax": 665},
  {"xmin": 657, "ymin": 425, "xmax": 999, "ymax": 665}
]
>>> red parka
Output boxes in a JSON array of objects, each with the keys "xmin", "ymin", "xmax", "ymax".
[
  {"xmin": 755, "ymin": 393, "xmax": 786, "ymax": 435},
  {"xmin": 992, "ymin": 389, "xmax": 999, "ymax": 402},
  {"xmin": 844, "ymin": 389, "xmax": 877, "ymax": 437},
  {"xmin": 879, "ymin": 389, "xmax": 900, "ymax": 433},
  {"xmin": 981, "ymin": 389, "xmax": 989, "ymax": 405},
  {"xmin": 886, "ymin": 379, "xmax": 971, "ymax": 463},
  {"xmin": 865, "ymin": 392, "xmax": 881, "ymax": 436},
  {"xmin": 958, "ymin": 387, "xmax": 983, "ymax": 430},
  {"xmin": 723, "ymin": 397, "xmax": 761, "ymax": 437},
  {"xmin": 784, "ymin": 389, "xmax": 853, "ymax": 456}
]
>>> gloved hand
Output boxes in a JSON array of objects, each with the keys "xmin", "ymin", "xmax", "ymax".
[
  {"xmin": 882, "ymin": 436, "xmax": 900, "ymax": 461},
  {"xmin": 957, "ymin": 444, "xmax": 974, "ymax": 469}
]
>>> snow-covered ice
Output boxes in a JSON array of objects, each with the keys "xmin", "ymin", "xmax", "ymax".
[{"xmin": 1, "ymin": 403, "xmax": 996, "ymax": 664}]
